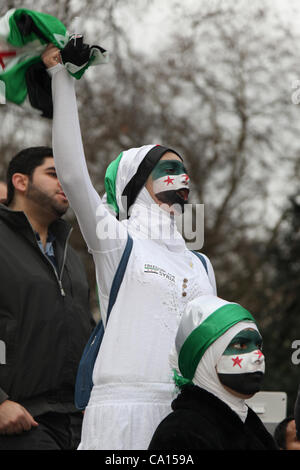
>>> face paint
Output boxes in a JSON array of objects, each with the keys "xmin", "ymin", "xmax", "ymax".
[
  {"xmin": 216, "ymin": 329, "xmax": 265, "ymax": 396},
  {"xmin": 151, "ymin": 160, "xmax": 189, "ymax": 211},
  {"xmin": 221, "ymin": 329, "xmax": 263, "ymax": 356},
  {"xmin": 217, "ymin": 349, "xmax": 265, "ymax": 375}
]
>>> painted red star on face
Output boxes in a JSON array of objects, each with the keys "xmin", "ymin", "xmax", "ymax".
[
  {"xmin": 232, "ymin": 356, "xmax": 243, "ymax": 368},
  {"xmin": 254, "ymin": 350, "xmax": 264, "ymax": 359},
  {"xmin": 164, "ymin": 176, "xmax": 174, "ymax": 185}
]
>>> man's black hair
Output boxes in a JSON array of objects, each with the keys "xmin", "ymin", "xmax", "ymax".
[
  {"xmin": 6, "ymin": 146, "xmax": 53, "ymax": 206},
  {"xmin": 273, "ymin": 415, "xmax": 294, "ymax": 449}
]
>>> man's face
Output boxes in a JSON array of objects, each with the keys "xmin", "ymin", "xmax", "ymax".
[
  {"xmin": 26, "ymin": 157, "xmax": 69, "ymax": 218},
  {"xmin": 0, "ymin": 182, "xmax": 7, "ymax": 201}
]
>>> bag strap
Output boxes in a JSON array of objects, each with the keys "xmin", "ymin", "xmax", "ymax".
[
  {"xmin": 191, "ymin": 250, "xmax": 208, "ymax": 274},
  {"xmin": 106, "ymin": 234, "xmax": 133, "ymax": 322},
  {"xmin": 90, "ymin": 234, "xmax": 133, "ymax": 343},
  {"xmin": 74, "ymin": 234, "xmax": 134, "ymax": 410}
]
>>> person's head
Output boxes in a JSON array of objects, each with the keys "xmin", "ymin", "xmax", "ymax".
[
  {"xmin": 274, "ymin": 416, "xmax": 300, "ymax": 450},
  {"xmin": 104, "ymin": 144, "xmax": 189, "ymax": 219},
  {"xmin": 0, "ymin": 181, "xmax": 7, "ymax": 202},
  {"xmin": 145, "ymin": 152, "xmax": 189, "ymax": 213},
  {"xmin": 170, "ymin": 295, "xmax": 265, "ymax": 400},
  {"xmin": 6, "ymin": 146, "xmax": 68, "ymax": 219},
  {"xmin": 215, "ymin": 327, "xmax": 264, "ymax": 398}
]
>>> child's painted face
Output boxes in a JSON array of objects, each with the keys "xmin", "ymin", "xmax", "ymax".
[
  {"xmin": 150, "ymin": 159, "xmax": 189, "ymax": 212},
  {"xmin": 216, "ymin": 328, "xmax": 265, "ymax": 397}
]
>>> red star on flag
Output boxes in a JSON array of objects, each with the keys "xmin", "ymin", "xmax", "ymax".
[
  {"xmin": 164, "ymin": 176, "xmax": 174, "ymax": 185},
  {"xmin": 232, "ymin": 356, "xmax": 243, "ymax": 368},
  {"xmin": 254, "ymin": 350, "xmax": 264, "ymax": 359},
  {"xmin": 0, "ymin": 50, "xmax": 17, "ymax": 70}
]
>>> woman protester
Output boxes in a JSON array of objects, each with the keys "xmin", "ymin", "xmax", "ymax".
[
  {"xmin": 149, "ymin": 295, "xmax": 278, "ymax": 450},
  {"xmin": 42, "ymin": 43, "xmax": 217, "ymax": 450}
]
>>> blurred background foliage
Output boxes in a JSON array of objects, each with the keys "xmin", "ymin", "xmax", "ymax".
[{"xmin": 0, "ymin": 0, "xmax": 299, "ymax": 413}]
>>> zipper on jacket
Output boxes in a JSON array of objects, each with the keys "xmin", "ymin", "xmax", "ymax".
[
  {"xmin": 57, "ymin": 228, "xmax": 73, "ymax": 297},
  {"xmin": 27, "ymin": 219, "xmax": 73, "ymax": 297},
  {"xmin": 57, "ymin": 278, "xmax": 66, "ymax": 297}
]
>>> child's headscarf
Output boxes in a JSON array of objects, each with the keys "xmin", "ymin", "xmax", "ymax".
[{"xmin": 170, "ymin": 295, "xmax": 264, "ymax": 422}]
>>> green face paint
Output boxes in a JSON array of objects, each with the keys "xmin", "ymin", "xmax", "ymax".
[
  {"xmin": 222, "ymin": 329, "xmax": 262, "ymax": 356},
  {"xmin": 151, "ymin": 160, "xmax": 190, "ymax": 212},
  {"xmin": 151, "ymin": 160, "xmax": 188, "ymax": 181},
  {"xmin": 217, "ymin": 329, "xmax": 264, "ymax": 396}
]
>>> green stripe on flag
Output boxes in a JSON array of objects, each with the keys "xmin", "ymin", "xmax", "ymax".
[
  {"xmin": 7, "ymin": 9, "xmax": 68, "ymax": 48},
  {"xmin": 0, "ymin": 55, "xmax": 40, "ymax": 104}
]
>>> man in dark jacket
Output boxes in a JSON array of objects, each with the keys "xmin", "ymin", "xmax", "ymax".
[{"xmin": 0, "ymin": 147, "xmax": 94, "ymax": 450}]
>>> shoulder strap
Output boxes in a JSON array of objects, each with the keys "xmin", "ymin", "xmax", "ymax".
[
  {"xmin": 191, "ymin": 250, "xmax": 208, "ymax": 274},
  {"xmin": 74, "ymin": 234, "xmax": 133, "ymax": 410},
  {"xmin": 106, "ymin": 234, "xmax": 133, "ymax": 321}
]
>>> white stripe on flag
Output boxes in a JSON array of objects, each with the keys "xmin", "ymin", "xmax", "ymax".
[{"xmin": 0, "ymin": 9, "xmax": 16, "ymax": 41}]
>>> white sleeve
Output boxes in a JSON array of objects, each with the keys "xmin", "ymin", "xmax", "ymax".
[{"xmin": 50, "ymin": 64, "xmax": 128, "ymax": 300}]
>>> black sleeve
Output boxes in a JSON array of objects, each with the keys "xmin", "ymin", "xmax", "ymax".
[
  {"xmin": 294, "ymin": 385, "xmax": 300, "ymax": 439},
  {"xmin": 0, "ymin": 387, "xmax": 8, "ymax": 405},
  {"xmin": 148, "ymin": 423, "xmax": 215, "ymax": 450}
]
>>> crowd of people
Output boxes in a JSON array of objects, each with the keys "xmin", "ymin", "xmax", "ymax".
[{"xmin": 0, "ymin": 39, "xmax": 298, "ymax": 451}]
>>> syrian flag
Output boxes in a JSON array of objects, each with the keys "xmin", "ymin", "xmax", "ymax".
[{"xmin": 0, "ymin": 8, "xmax": 108, "ymax": 117}]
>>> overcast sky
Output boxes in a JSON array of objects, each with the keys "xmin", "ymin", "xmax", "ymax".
[{"xmin": 111, "ymin": 0, "xmax": 300, "ymax": 55}]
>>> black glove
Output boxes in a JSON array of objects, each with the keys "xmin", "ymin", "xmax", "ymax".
[
  {"xmin": 61, "ymin": 35, "xmax": 107, "ymax": 69},
  {"xmin": 61, "ymin": 35, "xmax": 91, "ymax": 66}
]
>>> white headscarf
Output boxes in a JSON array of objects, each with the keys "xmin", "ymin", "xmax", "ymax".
[
  {"xmin": 103, "ymin": 144, "xmax": 187, "ymax": 252},
  {"xmin": 170, "ymin": 295, "xmax": 260, "ymax": 422}
]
